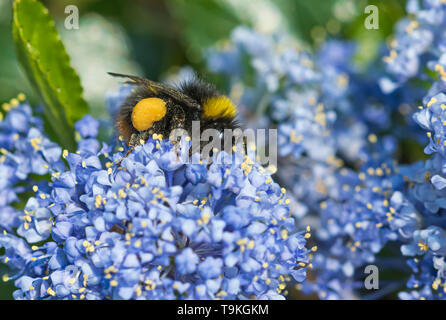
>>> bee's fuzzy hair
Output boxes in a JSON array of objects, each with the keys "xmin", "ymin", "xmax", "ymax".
[
  {"xmin": 177, "ymin": 78, "xmax": 239, "ymax": 129},
  {"xmin": 177, "ymin": 78, "xmax": 220, "ymax": 106},
  {"xmin": 115, "ymin": 85, "xmax": 162, "ymax": 142},
  {"xmin": 115, "ymin": 76, "xmax": 240, "ymax": 143}
]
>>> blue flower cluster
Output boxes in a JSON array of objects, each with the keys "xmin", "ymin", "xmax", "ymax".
[
  {"xmin": 4, "ymin": 0, "xmax": 446, "ymax": 300},
  {"xmin": 205, "ymin": 0, "xmax": 446, "ymax": 299},
  {"xmin": 207, "ymin": 27, "xmax": 407, "ymax": 299},
  {"xmin": 384, "ymin": 0, "xmax": 446, "ymax": 300},
  {"xmin": 0, "ymin": 96, "xmax": 62, "ymax": 233},
  {"xmin": 381, "ymin": 0, "xmax": 445, "ymax": 91},
  {"xmin": 0, "ymin": 97, "xmax": 311, "ymax": 300}
]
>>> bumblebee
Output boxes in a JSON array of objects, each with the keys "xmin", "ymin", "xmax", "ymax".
[{"xmin": 109, "ymin": 72, "xmax": 239, "ymax": 148}]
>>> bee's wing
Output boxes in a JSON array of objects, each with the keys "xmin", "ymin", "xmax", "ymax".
[{"xmin": 108, "ymin": 72, "xmax": 201, "ymax": 110}]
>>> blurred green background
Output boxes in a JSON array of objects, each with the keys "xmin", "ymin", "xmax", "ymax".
[
  {"xmin": 0, "ymin": 0, "xmax": 406, "ymax": 299},
  {"xmin": 1, "ymin": 0, "xmax": 407, "ymax": 118}
]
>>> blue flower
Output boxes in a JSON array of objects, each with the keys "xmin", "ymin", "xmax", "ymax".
[
  {"xmin": 0, "ymin": 101, "xmax": 310, "ymax": 300},
  {"xmin": 75, "ymin": 115, "xmax": 99, "ymax": 139},
  {"xmin": 175, "ymin": 248, "xmax": 199, "ymax": 275},
  {"xmin": 6, "ymin": 0, "xmax": 446, "ymax": 300},
  {"xmin": 401, "ymin": 226, "xmax": 446, "ymax": 256}
]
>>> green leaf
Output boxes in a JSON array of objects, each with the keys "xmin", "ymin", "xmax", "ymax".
[
  {"xmin": 274, "ymin": 0, "xmax": 336, "ymax": 42},
  {"xmin": 12, "ymin": 0, "xmax": 89, "ymax": 150},
  {"xmin": 166, "ymin": 0, "xmax": 244, "ymax": 58}
]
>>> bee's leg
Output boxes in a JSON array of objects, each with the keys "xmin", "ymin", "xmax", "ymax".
[
  {"xmin": 128, "ymin": 130, "xmax": 152, "ymax": 146},
  {"xmin": 168, "ymin": 105, "xmax": 185, "ymax": 143},
  {"xmin": 168, "ymin": 105, "xmax": 189, "ymax": 160},
  {"xmin": 117, "ymin": 132, "xmax": 148, "ymax": 166},
  {"xmin": 138, "ymin": 130, "xmax": 151, "ymax": 143},
  {"xmin": 117, "ymin": 147, "xmax": 134, "ymax": 167},
  {"xmin": 128, "ymin": 133, "xmax": 140, "ymax": 147}
]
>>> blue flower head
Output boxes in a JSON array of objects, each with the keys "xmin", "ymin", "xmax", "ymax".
[{"xmin": 0, "ymin": 101, "xmax": 311, "ymax": 300}]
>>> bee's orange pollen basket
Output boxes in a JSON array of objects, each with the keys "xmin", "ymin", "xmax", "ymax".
[{"xmin": 131, "ymin": 98, "xmax": 167, "ymax": 131}]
